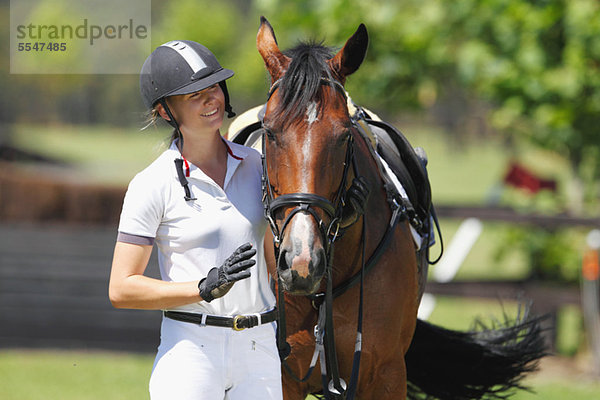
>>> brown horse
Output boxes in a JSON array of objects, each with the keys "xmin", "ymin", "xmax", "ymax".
[{"xmin": 253, "ymin": 17, "xmax": 546, "ymax": 400}]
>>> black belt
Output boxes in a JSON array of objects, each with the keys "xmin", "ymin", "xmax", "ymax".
[{"xmin": 164, "ymin": 309, "xmax": 277, "ymax": 331}]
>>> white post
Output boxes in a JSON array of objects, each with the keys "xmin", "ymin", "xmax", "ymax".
[
  {"xmin": 433, "ymin": 218, "xmax": 483, "ymax": 283},
  {"xmin": 582, "ymin": 229, "xmax": 600, "ymax": 376}
]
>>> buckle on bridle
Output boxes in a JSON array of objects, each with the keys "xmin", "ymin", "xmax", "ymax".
[
  {"xmin": 327, "ymin": 217, "xmax": 341, "ymax": 242},
  {"xmin": 233, "ymin": 315, "xmax": 246, "ymax": 331},
  {"xmin": 310, "ymin": 292, "xmax": 325, "ymax": 310}
]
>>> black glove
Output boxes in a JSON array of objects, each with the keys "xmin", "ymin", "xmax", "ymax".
[
  {"xmin": 198, "ymin": 243, "xmax": 256, "ymax": 302},
  {"xmin": 340, "ymin": 176, "xmax": 371, "ymax": 228}
]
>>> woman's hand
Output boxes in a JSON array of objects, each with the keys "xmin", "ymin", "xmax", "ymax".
[{"xmin": 198, "ymin": 243, "xmax": 256, "ymax": 302}]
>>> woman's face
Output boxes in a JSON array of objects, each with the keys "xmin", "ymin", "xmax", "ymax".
[{"xmin": 166, "ymin": 83, "xmax": 225, "ymax": 134}]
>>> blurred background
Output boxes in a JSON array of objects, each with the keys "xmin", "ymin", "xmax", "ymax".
[{"xmin": 2, "ymin": 0, "xmax": 600, "ymax": 398}]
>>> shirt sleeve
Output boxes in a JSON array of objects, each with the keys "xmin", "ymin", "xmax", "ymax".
[{"xmin": 117, "ymin": 172, "xmax": 164, "ymax": 241}]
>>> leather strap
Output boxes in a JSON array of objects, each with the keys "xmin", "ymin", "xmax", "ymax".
[{"xmin": 164, "ymin": 309, "xmax": 277, "ymax": 331}]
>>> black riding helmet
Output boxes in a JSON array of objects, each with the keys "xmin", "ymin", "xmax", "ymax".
[{"xmin": 140, "ymin": 40, "xmax": 236, "ymax": 123}]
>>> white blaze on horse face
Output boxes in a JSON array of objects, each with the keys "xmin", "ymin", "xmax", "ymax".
[
  {"xmin": 301, "ymin": 134, "xmax": 312, "ymax": 191},
  {"xmin": 306, "ymin": 101, "xmax": 319, "ymax": 125},
  {"xmin": 289, "ymin": 213, "xmax": 314, "ymax": 277},
  {"xmin": 300, "ymin": 102, "xmax": 319, "ymax": 193}
]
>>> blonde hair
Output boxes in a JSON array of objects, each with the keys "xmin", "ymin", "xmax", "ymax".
[
  {"xmin": 141, "ymin": 107, "xmax": 160, "ymax": 131},
  {"xmin": 141, "ymin": 106, "xmax": 179, "ymax": 148}
]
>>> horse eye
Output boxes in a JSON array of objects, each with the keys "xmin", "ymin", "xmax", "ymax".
[
  {"xmin": 339, "ymin": 130, "xmax": 352, "ymax": 144},
  {"xmin": 264, "ymin": 127, "xmax": 276, "ymax": 141}
]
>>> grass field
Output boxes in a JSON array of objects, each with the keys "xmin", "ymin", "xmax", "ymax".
[
  {"xmin": 5, "ymin": 122, "xmax": 600, "ymax": 398},
  {"xmin": 1, "ymin": 340, "xmax": 599, "ymax": 399},
  {"xmin": 0, "ymin": 350, "xmax": 153, "ymax": 400}
]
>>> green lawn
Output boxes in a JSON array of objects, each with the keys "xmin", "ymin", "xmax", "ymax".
[
  {"xmin": 10, "ymin": 123, "xmax": 168, "ymax": 185},
  {"xmin": 0, "ymin": 350, "xmax": 153, "ymax": 400},
  {"xmin": 0, "ymin": 348, "xmax": 599, "ymax": 400}
]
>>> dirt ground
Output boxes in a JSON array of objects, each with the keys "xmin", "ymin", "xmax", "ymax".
[{"xmin": 530, "ymin": 353, "xmax": 600, "ymax": 383}]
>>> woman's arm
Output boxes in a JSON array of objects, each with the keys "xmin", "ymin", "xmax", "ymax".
[{"xmin": 108, "ymin": 241, "xmax": 201, "ymax": 310}]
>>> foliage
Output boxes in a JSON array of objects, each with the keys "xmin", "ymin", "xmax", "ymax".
[
  {"xmin": 151, "ymin": 0, "xmax": 273, "ymax": 110},
  {"xmin": 448, "ymin": 0, "xmax": 600, "ymax": 212},
  {"xmin": 253, "ymin": 0, "xmax": 451, "ymax": 113},
  {"xmin": 493, "ymin": 225, "xmax": 582, "ymax": 283}
]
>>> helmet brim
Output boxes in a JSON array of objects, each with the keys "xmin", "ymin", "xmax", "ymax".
[{"xmin": 165, "ymin": 68, "xmax": 234, "ymax": 98}]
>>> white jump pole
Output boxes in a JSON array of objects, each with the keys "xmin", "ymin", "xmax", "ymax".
[{"xmin": 433, "ymin": 217, "xmax": 483, "ymax": 283}]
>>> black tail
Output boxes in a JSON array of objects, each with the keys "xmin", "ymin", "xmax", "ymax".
[{"xmin": 405, "ymin": 307, "xmax": 549, "ymax": 400}]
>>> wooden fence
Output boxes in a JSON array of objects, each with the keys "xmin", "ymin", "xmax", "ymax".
[{"xmin": 0, "ymin": 224, "xmax": 162, "ymax": 353}]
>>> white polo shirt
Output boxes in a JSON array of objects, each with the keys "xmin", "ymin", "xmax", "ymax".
[{"xmin": 117, "ymin": 138, "xmax": 275, "ymax": 317}]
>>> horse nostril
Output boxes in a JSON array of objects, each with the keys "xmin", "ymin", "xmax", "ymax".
[
  {"xmin": 312, "ymin": 248, "xmax": 327, "ymax": 276},
  {"xmin": 278, "ymin": 249, "xmax": 290, "ymax": 271}
]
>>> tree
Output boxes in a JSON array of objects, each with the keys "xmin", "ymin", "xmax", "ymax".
[{"xmin": 448, "ymin": 0, "xmax": 600, "ymax": 213}]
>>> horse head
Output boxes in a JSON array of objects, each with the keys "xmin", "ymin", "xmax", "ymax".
[{"xmin": 257, "ymin": 17, "xmax": 369, "ymax": 295}]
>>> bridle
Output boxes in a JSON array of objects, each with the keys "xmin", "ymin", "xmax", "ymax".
[
  {"xmin": 261, "ymin": 76, "xmax": 407, "ymax": 400},
  {"xmin": 261, "ymin": 77, "xmax": 359, "ymax": 399},
  {"xmin": 261, "ymin": 77, "xmax": 356, "ymax": 262}
]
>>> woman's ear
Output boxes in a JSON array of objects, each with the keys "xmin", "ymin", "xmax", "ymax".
[{"xmin": 155, "ymin": 102, "xmax": 171, "ymax": 121}]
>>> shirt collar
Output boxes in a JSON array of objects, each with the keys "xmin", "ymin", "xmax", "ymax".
[
  {"xmin": 169, "ymin": 137, "xmax": 247, "ymax": 159},
  {"xmin": 222, "ymin": 137, "xmax": 248, "ymax": 161},
  {"xmin": 169, "ymin": 137, "xmax": 248, "ymax": 184}
]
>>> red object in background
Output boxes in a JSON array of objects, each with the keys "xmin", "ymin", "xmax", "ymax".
[
  {"xmin": 583, "ymin": 250, "xmax": 600, "ymax": 281},
  {"xmin": 503, "ymin": 162, "xmax": 557, "ymax": 194}
]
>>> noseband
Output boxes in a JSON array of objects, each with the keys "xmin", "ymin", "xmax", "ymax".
[{"xmin": 261, "ymin": 77, "xmax": 357, "ymax": 259}]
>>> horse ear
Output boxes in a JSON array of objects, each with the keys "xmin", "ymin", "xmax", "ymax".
[
  {"xmin": 257, "ymin": 16, "xmax": 290, "ymax": 83},
  {"xmin": 329, "ymin": 23, "xmax": 369, "ymax": 82}
]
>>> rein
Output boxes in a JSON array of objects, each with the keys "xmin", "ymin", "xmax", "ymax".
[{"xmin": 262, "ymin": 77, "xmax": 406, "ymax": 399}]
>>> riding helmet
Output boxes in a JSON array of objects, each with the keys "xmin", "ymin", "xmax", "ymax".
[{"xmin": 139, "ymin": 40, "xmax": 235, "ymax": 118}]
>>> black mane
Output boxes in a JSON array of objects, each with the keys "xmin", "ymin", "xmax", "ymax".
[{"xmin": 274, "ymin": 41, "xmax": 337, "ymax": 124}]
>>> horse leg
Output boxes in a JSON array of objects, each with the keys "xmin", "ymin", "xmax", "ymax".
[
  {"xmin": 361, "ymin": 359, "xmax": 407, "ymax": 400},
  {"xmin": 281, "ymin": 375, "xmax": 306, "ymax": 400},
  {"xmin": 280, "ymin": 297, "xmax": 321, "ymax": 400}
]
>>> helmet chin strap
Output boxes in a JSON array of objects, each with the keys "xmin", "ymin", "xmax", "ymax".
[
  {"xmin": 159, "ymin": 98, "xmax": 184, "ymax": 153},
  {"xmin": 218, "ymin": 81, "xmax": 236, "ymax": 118},
  {"xmin": 158, "ymin": 98, "xmax": 197, "ymax": 201}
]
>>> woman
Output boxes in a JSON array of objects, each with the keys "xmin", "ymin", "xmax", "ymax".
[{"xmin": 108, "ymin": 40, "xmax": 282, "ymax": 400}]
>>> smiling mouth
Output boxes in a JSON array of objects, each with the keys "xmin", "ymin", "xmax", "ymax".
[{"xmin": 201, "ymin": 108, "xmax": 218, "ymax": 117}]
